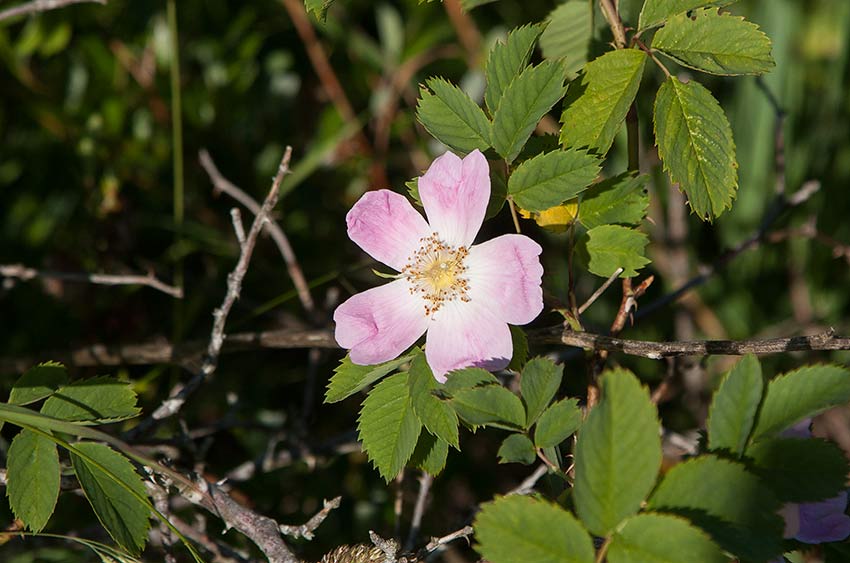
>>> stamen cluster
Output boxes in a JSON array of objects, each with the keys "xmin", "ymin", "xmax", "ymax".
[{"xmin": 401, "ymin": 233, "xmax": 470, "ymax": 316}]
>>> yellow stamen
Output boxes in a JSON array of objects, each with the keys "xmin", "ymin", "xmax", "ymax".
[{"xmin": 402, "ymin": 234, "xmax": 470, "ymax": 316}]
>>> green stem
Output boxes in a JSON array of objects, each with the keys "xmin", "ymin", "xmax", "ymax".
[
  {"xmin": 626, "ymin": 103, "xmax": 639, "ymax": 172},
  {"xmin": 167, "ymin": 0, "xmax": 185, "ymax": 346}
]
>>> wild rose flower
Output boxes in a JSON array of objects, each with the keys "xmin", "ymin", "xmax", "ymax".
[
  {"xmin": 333, "ymin": 149, "xmax": 543, "ymax": 381},
  {"xmin": 776, "ymin": 419, "xmax": 850, "ymax": 545}
]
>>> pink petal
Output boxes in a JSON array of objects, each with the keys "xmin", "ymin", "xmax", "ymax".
[
  {"xmin": 334, "ymin": 279, "xmax": 428, "ymax": 365},
  {"xmin": 419, "ymin": 150, "xmax": 490, "ymax": 247},
  {"xmin": 466, "ymin": 234, "xmax": 544, "ymax": 325},
  {"xmin": 796, "ymin": 493, "xmax": 850, "ymax": 544},
  {"xmin": 347, "ymin": 190, "xmax": 430, "ymax": 271},
  {"xmin": 425, "ymin": 300, "xmax": 512, "ymax": 382}
]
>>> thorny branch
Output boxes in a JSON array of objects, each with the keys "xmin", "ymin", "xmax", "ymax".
[
  {"xmin": 0, "ymin": 0, "xmax": 105, "ymax": 23},
  {"xmin": 126, "ymin": 147, "xmax": 294, "ymax": 440},
  {"xmin": 279, "ymin": 496, "xmax": 342, "ymax": 540},
  {"xmin": 0, "ymin": 264, "xmax": 183, "ymax": 298},
  {"xmin": 199, "ymin": 149, "xmax": 316, "ymax": 315}
]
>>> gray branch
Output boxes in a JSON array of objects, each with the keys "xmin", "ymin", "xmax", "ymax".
[{"xmin": 0, "ymin": 0, "xmax": 105, "ymax": 23}]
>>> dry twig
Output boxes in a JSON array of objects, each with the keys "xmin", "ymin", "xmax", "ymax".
[
  {"xmin": 0, "ymin": 264, "xmax": 183, "ymax": 298},
  {"xmin": 0, "ymin": 0, "xmax": 104, "ymax": 22}
]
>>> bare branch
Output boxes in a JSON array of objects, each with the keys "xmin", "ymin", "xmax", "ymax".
[
  {"xmin": 0, "ymin": 0, "xmax": 105, "ymax": 23},
  {"xmin": 126, "ymin": 147, "xmax": 293, "ymax": 440},
  {"xmin": 424, "ymin": 525, "xmax": 473, "ymax": 553},
  {"xmin": 199, "ymin": 149, "xmax": 315, "ymax": 314},
  {"xmin": 404, "ymin": 472, "xmax": 433, "ymax": 551},
  {"xmin": 0, "ymin": 264, "xmax": 183, "ymax": 298},
  {"xmin": 279, "ymin": 496, "xmax": 341, "ymax": 540},
  {"xmin": 506, "ymin": 463, "xmax": 549, "ymax": 496},
  {"xmin": 556, "ymin": 328, "xmax": 850, "ymax": 359},
  {"xmin": 578, "ymin": 267, "xmax": 623, "ymax": 315}
]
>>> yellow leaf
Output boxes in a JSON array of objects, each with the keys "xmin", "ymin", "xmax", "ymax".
[{"xmin": 519, "ymin": 201, "xmax": 579, "ymax": 232}]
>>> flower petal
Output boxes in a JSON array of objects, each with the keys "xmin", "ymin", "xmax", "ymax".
[
  {"xmin": 347, "ymin": 189, "xmax": 430, "ymax": 271},
  {"xmin": 466, "ymin": 234, "xmax": 544, "ymax": 325},
  {"xmin": 419, "ymin": 149, "xmax": 490, "ymax": 247},
  {"xmin": 334, "ymin": 279, "xmax": 428, "ymax": 365},
  {"xmin": 796, "ymin": 493, "xmax": 850, "ymax": 543},
  {"xmin": 425, "ymin": 300, "xmax": 512, "ymax": 382}
]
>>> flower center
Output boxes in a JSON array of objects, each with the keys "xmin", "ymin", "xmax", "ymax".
[{"xmin": 402, "ymin": 234, "xmax": 470, "ymax": 316}]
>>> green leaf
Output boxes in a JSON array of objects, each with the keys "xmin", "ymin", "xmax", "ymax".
[
  {"xmin": 497, "ymin": 434, "xmax": 536, "ymax": 465},
  {"xmin": 534, "ymin": 398, "xmax": 582, "ymax": 448},
  {"xmin": 559, "ymin": 49, "xmax": 646, "ymax": 156},
  {"xmin": 443, "ymin": 368, "xmax": 500, "ymax": 394},
  {"xmin": 484, "ymin": 24, "xmax": 543, "ymax": 115},
  {"xmin": 40, "ymin": 376, "xmax": 140, "ymax": 424},
  {"xmin": 578, "ymin": 173, "xmax": 649, "ymax": 230},
  {"xmin": 416, "ymin": 78, "xmax": 492, "ymax": 153},
  {"xmin": 584, "ymin": 224, "xmax": 650, "ymax": 278},
  {"xmin": 408, "ymin": 355, "xmax": 460, "ymax": 449},
  {"xmin": 451, "ymin": 385, "xmax": 526, "ymax": 429},
  {"xmin": 573, "ymin": 369, "xmax": 661, "ymax": 536},
  {"xmin": 653, "ymin": 8, "xmax": 774, "ymax": 76},
  {"xmin": 325, "ymin": 353, "xmax": 414, "ymax": 403},
  {"xmin": 508, "ymin": 325, "xmax": 529, "ymax": 371},
  {"xmin": 707, "ymin": 354, "xmax": 764, "ymax": 456},
  {"xmin": 408, "ymin": 431, "xmax": 449, "ymax": 476},
  {"xmin": 647, "ymin": 454, "xmax": 783, "ymax": 561},
  {"xmin": 539, "ymin": 1, "xmax": 593, "ymax": 78},
  {"xmin": 507, "ymin": 149, "xmax": 600, "ymax": 212},
  {"xmin": 357, "ymin": 372, "xmax": 422, "ymax": 481},
  {"xmin": 520, "ymin": 357, "xmax": 563, "ymax": 426},
  {"xmin": 750, "ymin": 364, "xmax": 850, "ymax": 443},
  {"xmin": 638, "ymin": 0, "xmax": 738, "ymax": 31},
  {"xmin": 70, "ymin": 443, "xmax": 151, "ymax": 555},
  {"xmin": 9, "ymin": 362, "xmax": 68, "ymax": 406},
  {"xmin": 653, "ymin": 77, "xmax": 738, "ymax": 220},
  {"xmin": 6, "ymin": 429, "xmax": 59, "ymax": 533},
  {"xmin": 304, "ymin": 0, "xmax": 335, "ymax": 22},
  {"xmin": 747, "ymin": 437, "xmax": 850, "ymax": 503},
  {"xmin": 492, "ymin": 61, "xmax": 567, "ymax": 163},
  {"xmin": 608, "ymin": 513, "xmax": 728, "ymax": 563},
  {"xmin": 475, "ymin": 495, "xmax": 595, "ymax": 563}
]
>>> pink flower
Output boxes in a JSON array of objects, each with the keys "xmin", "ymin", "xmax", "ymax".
[{"xmin": 333, "ymin": 150, "xmax": 544, "ymax": 382}]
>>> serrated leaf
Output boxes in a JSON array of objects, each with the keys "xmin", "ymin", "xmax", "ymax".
[
  {"xmin": 534, "ymin": 398, "xmax": 582, "ymax": 448},
  {"xmin": 578, "ymin": 173, "xmax": 649, "ymax": 229},
  {"xmin": 325, "ymin": 353, "xmax": 414, "ymax": 403},
  {"xmin": 443, "ymin": 368, "xmax": 499, "ymax": 394},
  {"xmin": 6, "ymin": 429, "xmax": 59, "ymax": 533},
  {"xmin": 485, "ymin": 24, "xmax": 543, "ymax": 114},
  {"xmin": 451, "ymin": 385, "xmax": 526, "ymax": 429},
  {"xmin": 508, "ymin": 149, "xmax": 600, "ymax": 212},
  {"xmin": 520, "ymin": 358, "xmax": 563, "ymax": 426},
  {"xmin": 357, "ymin": 372, "xmax": 422, "ymax": 481},
  {"xmin": 638, "ymin": 0, "xmax": 738, "ymax": 32},
  {"xmin": 608, "ymin": 513, "xmax": 728, "ymax": 563},
  {"xmin": 408, "ymin": 355, "xmax": 460, "ymax": 449},
  {"xmin": 747, "ymin": 437, "xmax": 850, "ymax": 504},
  {"xmin": 40, "ymin": 377, "xmax": 140, "ymax": 424},
  {"xmin": 560, "ymin": 49, "xmax": 646, "ymax": 156},
  {"xmin": 70, "ymin": 443, "xmax": 151, "ymax": 554},
  {"xmin": 475, "ymin": 495, "xmax": 595, "ymax": 563},
  {"xmin": 508, "ymin": 326, "xmax": 529, "ymax": 371},
  {"xmin": 497, "ymin": 434, "xmax": 536, "ymax": 465},
  {"xmin": 584, "ymin": 224, "xmax": 650, "ymax": 278},
  {"xmin": 573, "ymin": 369, "xmax": 661, "ymax": 536},
  {"xmin": 539, "ymin": 1, "xmax": 592, "ymax": 78},
  {"xmin": 653, "ymin": 77, "xmax": 738, "ymax": 220},
  {"xmin": 648, "ymin": 454, "xmax": 783, "ymax": 561},
  {"xmin": 707, "ymin": 354, "xmax": 763, "ymax": 456},
  {"xmin": 750, "ymin": 364, "xmax": 850, "ymax": 443},
  {"xmin": 653, "ymin": 9, "xmax": 774, "ymax": 76},
  {"xmin": 408, "ymin": 431, "xmax": 449, "ymax": 476},
  {"xmin": 9, "ymin": 362, "xmax": 68, "ymax": 406},
  {"xmin": 304, "ymin": 0, "xmax": 335, "ymax": 22},
  {"xmin": 416, "ymin": 78, "xmax": 492, "ymax": 153},
  {"xmin": 492, "ymin": 61, "xmax": 567, "ymax": 163}
]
